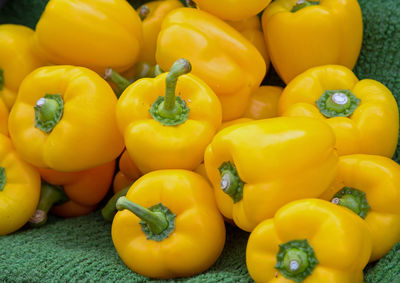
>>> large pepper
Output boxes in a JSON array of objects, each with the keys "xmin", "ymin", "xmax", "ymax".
[
  {"xmin": 320, "ymin": 154, "xmax": 400, "ymax": 262},
  {"xmin": 116, "ymin": 58, "xmax": 222, "ymax": 173},
  {"xmin": 29, "ymin": 161, "xmax": 115, "ymax": 227},
  {"xmin": 136, "ymin": 0, "xmax": 183, "ymax": 65},
  {"xmin": 34, "ymin": 0, "xmax": 143, "ymax": 74},
  {"xmin": 8, "ymin": 65, "xmax": 124, "ymax": 172},
  {"xmin": 0, "ymin": 134, "xmax": 41, "ymax": 235},
  {"xmin": 0, "ymin": 24, "xmax": 46, "ymax": 109},
  {"xmin": 226, "ymin": 15, "xmax": 270, "ymax": 66},
  {"xmin": 111, "ymin": 170, "xmax": 225, "ymax": 279},
  {"xmin": 113, "ymin": 149, "xmax": 142, "ymax": 193},
  {"xmin": 279, "ymin": 65, "xmax": 399, "ymax": 157},
  {"xmin": 246, "ymin": 199, "xmax": 372, "ymax": 283},
  {"xmin": 262, "ymin": 0, "xmax": 363, "ymax": 84},
  {"xmin": 156, "ymin": 8, "xmax": 266, "ymax": 121},
  {"xmin": 243, "ymin": 86, "xmax": 283, "ymax": 120},
  {"xmin": 193, "ymin": 0, "xmax": 271, "ymax": 21},
  {"xmin": 204, "ymin": 117, "xmax": 338, "ymax": 232}
]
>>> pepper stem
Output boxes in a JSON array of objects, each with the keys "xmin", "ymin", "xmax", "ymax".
[
  {"xmin": 101, "ymin": 186, "xmax": 130, "ymax": 222},
  {"xmin": 149, "ymin": 58, "xmax": 191, "ymax": 126},
  {"xmin": 291, "ymin": 0, "xmax": 319, "ymax": 12},
  {"xmin": 218, "ymin": 161, "xmax": 244, "ymax": 203},
  {"xmin": 185, "ymin": 0, "xmax": 197, "ymax": 8},
  {"xmin": 0, "ymin": 167, "xmax": 6, "ymax": 191},
  {"xmin": 331, "ymin": 187, "xmax": 370, "ymax": 219},
  {"xmin": 316, "ymin": 89, "xmax": 360, "ymax": 118},
  {"xmin": 0, "ymin": 68, "xmax": 4, "ymax": 90},
  {"xmin": 29, "ymin": 182, "xmax": 69, "ymax": 227},
  {"xmin": 34, "ymin": 94, "xmax": 64, "ymax": 133},
  {"xmin": 104, "ymin": 68, "xmax": 131, "ymax": 98},
  {"xmin": 138, "ymin": 5, "xmax": 150, "ymax": 21},
  {"xmin": 152, "ymin": 65, "xmax": 164, "ymax": 77}
]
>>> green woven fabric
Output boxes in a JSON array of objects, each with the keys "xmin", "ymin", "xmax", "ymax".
[{"xmin": 1, "ymin": 0, "xmax": 400, "ymax": 282}]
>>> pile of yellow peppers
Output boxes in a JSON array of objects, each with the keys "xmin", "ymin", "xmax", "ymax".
[{"xmin": 1, "ymin": 0, "xmax": 400, "ymax": 282}]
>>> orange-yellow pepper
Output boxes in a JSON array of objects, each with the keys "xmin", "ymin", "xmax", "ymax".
[
  {"xmin": 204, "ymin": 117, "xmax": 338, "ymax": 231},
  {"xmin": 320, "ymin": 154, "xmax": 400, "ymax": 262},
  {"xmin": 279, "ymin": 65, "xmax": 399, "ymax": 157},
  {"xmin": 8, "ymin": 65, "xmax": 125, "ymax": 172},
  {"xmin": 246, "ymin": 199, "xmax": 372, "ymax": 283},
  {"xmin": 117, "ymin": 59, "xmax": 222, "ymax": 173},
  {"xmin": 262, "ymin": 0, "xmax": 363, "ymax": 83},
  {"xmin": 136, "ymin": 0, "xmax": 183, "ymax": 65},
  {"xmin": 0, "ymin": 24, "xmax": 46, "ymax": 109},
  {"xmin": 0, "ymin": 134, "xmax": 41, "ymax": 235},
  {"xmin": 113, "ymin": 149, "xmax": 142, "ymax": 193},
  {"xmin": 243, "ymin": 86, "xmax": 283, "ymax": 119},
  {"xmin": 156, "ymin": 8, "xmax": 266, "ymax": 121},
  {"xmin": 193, "ymin": 0, "xmax": 272, "ymax": 21},
  {"xmin": 29, "ymin": 161, "xmax": 115, "ymax": 227},
  {"xmin": 112, "ymin": 170, "xmax": 226, "ymax": 279},
  {"xmin": 34, "ymin": 0, "xmax": 143, "ymax": 74},
  {"xmin": 226, "ymin": 15, "xmax": 270, "ymax": 66}
]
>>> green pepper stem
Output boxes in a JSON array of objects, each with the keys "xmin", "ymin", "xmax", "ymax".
[
  {"xmin": 0, "ymin": 68, "xmax": 4, "ymax": 90},
  {"xmin": 29, "ymin": 182, "xmax": 69, "ymax": 227},
  {"xmin": 185, "ymin": 0, "xmax": 197, "ymax": 8},
  {"xmin": 104, "ymin": 68, "xmax": 131, "ymax": 98},
  {"xmin": 291, "ymin": 0, "xmax": 319, "ymax": 12},
  {"xmin": 36, "ymin": 98, "xmax": 59, "ymax": 122},
  {"xmin": 138, "ymin": 5, "xmax": 150, "ymax": 21},
  {"xmin": 152, "ymin": 65, "xmax": 164, "ymax": 77},
  {"xmin": 101, "ymin": 186, "xmax": 130, "ymax": 222},
  {"xmin": 331, "ymin": 187, "xmax": 370, "ymax": 219},
  {"xmin": 116, "ymin": 196, "xmax": 168, "ymax": 235},
  {"xmin": 218, "ymin": 162, "xmax": 244, "ymax": 203}
]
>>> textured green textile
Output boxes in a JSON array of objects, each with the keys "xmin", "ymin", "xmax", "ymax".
[{"xmin": 1, "ymin": 0, "xmax": 400, "ymax": 282}]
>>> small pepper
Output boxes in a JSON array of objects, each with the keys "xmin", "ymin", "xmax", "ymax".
[
  {"xmin": 193, "ymin": 0, "xmax": 271, "ymax": 21},
  {"xmin": 8, "ymin": 65, "xmax": 125, "ymax": 172},
  {"xmin": 116, "ymin": 58, "xmax": 222, "ymax": 173},
  {"xmin": 0, "ymin": 24, "xmax": 46, "ymax": 109},
  {"xmin": 243, "ymin": 86, "xmax": 283, "ymax": 119},
  {"xmin": 262, "ymin": 0, "xmax": 363, "ymax": 83},
  {"xmin": 246, "ymin": 199, "xmax": 372, "ymax": 283},
  {"xmin": 204, "ymin": 117, "xmax": 338, "ymax": 231},
  {"xmin": 113, "ymin": 149, "xmax": 142, "ymax": 193},
  {"xmin": 29, "ymin": 161, "xmax": 115, "ymax": 227},
  {"xmin": 156, "ymin": 8, "xmax": 266, "ymax": 121},
  {"xmin": 111, "ymin": 170, "xmax": 226, "ymax": 279},
  {"xmin": 34, "ymin": 0, "xmax": 143, "ymax": 73},
  {"xmin": 279, "ymin": 65, "xmax": 399, "ymax": 157},
  {"xmin": 320, "ymin": 154, "xmax": 400, "ymax": 262},
  {"xmin": 0, "ymin": 134, "xmax": 41, "ymax": 235}
]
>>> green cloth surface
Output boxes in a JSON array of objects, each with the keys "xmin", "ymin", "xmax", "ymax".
[{"xmin": 1, "ymin": 0, "xmax": 400, "ymax": 282}]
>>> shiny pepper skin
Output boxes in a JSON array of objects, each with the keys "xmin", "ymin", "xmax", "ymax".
[
  {"xmin": 262, "ymin": 0, "xmax": 363, "ymax": 84},
  {"xmin": 204, "ymin": 117, "xmax": 338, "ymax": 232},
  {"xmin": 243, "ymin": 86, "xmax": 283, "ymax": 119},
  {"xmin": 113, "ymin": 149, "xmax": 142, "ymax": 193}
]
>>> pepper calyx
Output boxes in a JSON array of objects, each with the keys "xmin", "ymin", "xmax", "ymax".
[
  {"xmin": 316, "ymin": 89, "xmax": 360, "ymax": 118},
  {"xmin": 218, "ymin": 161, "xmax": 244, "ymax": 203},
  {"xmin": 34, "ymin": 94, "xmax": 64, "ymax": 133},
  {"xmin": 291, "ymin": 0, "xmax": 320, "ymax": 12},
  {"xmin": 331, "ymin": 187, "xmax": 370, "ymax": 219}
]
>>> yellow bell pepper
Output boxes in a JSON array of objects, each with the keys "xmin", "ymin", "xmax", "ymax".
[
  {"xmin": 0, "ymin": 134, "xmax": 41, "ymax": 235},
  {"xmin": 117, "ymin": 58, "xmax": 222, "ymax": 173},
  {"xmin": 193, "ymin": 0, "xmax": 272, "ymax": 21},
  {"xmin": 204, "ymin": 117, "xmax": 338, "ymax": 232},
  {"xmin": 279, "ymin": 65, "xmax": 399, "ymax": 157},
  {"xmin": 226, "ymin": 15, "xmax": 270, "ymax": 66},
  {"xmin": 111, "ymin": 170, "xmax": 226, "ymax": 279},
  {"xmin": 34, "ymin": 0, "xmax": 143, "ymax": 74},
  {"xmin": 243, "ymin": 86, "xmax": 283, "ymax": 119},
  {"xmin": 320, "ymin": 154, "xmax": 400, "ymax": 262},
  {"xmin": 113, "ymin": 149, "xmax": 142, "ymax": 193},
  {"xmin": 220, "ymin": 118, "xmax": 253, "ymax": 131},
  {"xmin": 246, "ymin": 199, "xmax": 372, "ymax": 283},
  {"xmin": 262, "ymin": 0, "xmax": 363, "ymax": 83},
  {"xmin": 0, "ymin": 99, "xmax": 8, "ymax": 136},
  {"xmin": 0, "ymin": 24, "xmax": 46, "ymax": 109},
  {"xmin": 8, "ymin": 65, "xmax": 124, "ymax": 172},
  {"xmin": 156, "ymin": 8, "xmax": 266, "ymax": 121},
  {"xmin": 137, "ymin": 0, "xmax": 183, "ymax": 65}
]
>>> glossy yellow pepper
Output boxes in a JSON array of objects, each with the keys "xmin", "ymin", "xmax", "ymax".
[
  {"xmin": 34, "ymin": 0, "xmax": 143, "ymax": 74},
  {"xmin": 220, "ymin": 118, "xmax": 253, "ymax": 131},
  {"xmin": 243, "ymin": 86, "xmax": 283, "ymax": 119},
  {"xmin": 204, "ymin": 117, "xmax": 338, "ymax": 232},
  {"xmin": 117, "ymin": 59, "xmax": 222, "ymax": 173},
  {"xmin": 0, "ymin": 134, "xmax": 41, "ymax": 235},
  {"xmin": 113, "ymin": 149, "xmax": 142, "ymax": 193},
  {"xmin": 262, "ymin": 0, "xmax": 363, "ymax": 83},
  {"xmin": 193, "ymin": 0, "xmax": 271, "ymax": 21},
  {"xmin": 0, "ymin": 99, "xmax": 8, "ymax": 136},
  {"xmin": 9, "ymin": 65, "xmax": 124, "ymax": 172},
  {"xmin": 246, "ymin": 199, "xmax": 372, "ymax": 283},
  {"xmin": 137, "ymin": 0, "xmax": 183, "ymax": 65},
  {"xmin": 226, "ymin": 15, "xmax": 270, "ymax": 66},
  {"xmin": 0, "ymin": 24, "xmax": 46, "ymax": 109},
  {"xmin": 320, "ymin": 154, "xmax": 400, "ymax": 262},
  {"xmin": 112, "ymin": 170, "xmax": 226, "ymax": 279},
  {"xmin": 279, "ymin": 65, "xmax": 399, "ymax": 157},
  {"xmin": 156, "ymin": 8, "xmax": 266, "ymax": 121}
]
